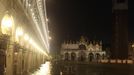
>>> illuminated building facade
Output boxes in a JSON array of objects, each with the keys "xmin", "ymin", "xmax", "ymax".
[{"xmin": 60, "ymin": 36, "xmax": 107, "ymax": 62}]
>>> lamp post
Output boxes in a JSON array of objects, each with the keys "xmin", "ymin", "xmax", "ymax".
[
  {"xmin": 1, "ymin": 14, "xmax": 13, "ymax": 35},
  {"xmin": 15, "ymin": 27, "xmax": 23, "ymax": 43},
  {"xmin": 15, "ymin": 27, "xmax": 24, "ymax": 75},
  {"xmin": 1, "ymin": 13, "xmax": 14, "ymax": 75},
  {"xmin": 12, "ymin": 27, "xmax": 24, "ymax": 75},
  {"xmin": 23, "ymin": 34, "xmax": 30, "ymax": 74}
]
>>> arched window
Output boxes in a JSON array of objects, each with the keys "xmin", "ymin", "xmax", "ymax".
[
  {"xmin": 65, "ymin": 53, "xmax": 69, "ymax": 61},
  {"xmin": 88, "ymin": 53, "xmax": 94, "ymax": 62},
  {"xmin": 79, "ymin": 44, "xmax": 86, "ymax": 50},
  {"xmin": 71, "ymin": 52, "xmax": 76, "ymax": 61}
]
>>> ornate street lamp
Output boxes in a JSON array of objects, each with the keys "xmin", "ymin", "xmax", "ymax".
[
  {"xmin": 0, "ymin": 13, "xmax": 14, "ymax": 51},
  {"xmin": 15, "ymin": 27, "xmax": 23, "ymax": 44},
  {"xmin": 1, "ymin": 13, "xmax": 14, "ymax": 35},
  {"xmin": 24, "ymin": 34, "xmax": 29, "ymax": 41},
  {"xmin": 24, "ymin": 34, "xmax": 30, "ymax": 49},
  {"xmin": 0, "ymin": 13, "xmax": 14, "ymax": 50}
]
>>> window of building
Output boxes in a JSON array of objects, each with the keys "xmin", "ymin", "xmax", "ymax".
[
  {"xmin": 96, "ymin": 53, "xmax": 101, "ymax": 60},
  {"xmin": 79, "ymin": 44, "xmax": 86, "ymax": 50},
  {"xmin": 65, "ymin": 53, "xmax": 69, "ymax": 61},
  {"xmin": 71, "ymin": 52, "xmax": 76, "ymax": 61},
  {"xmin": 78, "ymin": 51, "xmax": 86, "ymax": 61},
  {"xmin": 102, "ymin": 54, "xmax": 105, "ymax": 59},
  {"xmin": 88, "ymin": 53, "xmax": 94, "ymax": 62},
  {"xmin": 117, "ymin": 0, "xmax": 125, "ymax": 3}
]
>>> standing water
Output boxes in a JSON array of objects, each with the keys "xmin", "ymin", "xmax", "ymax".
[
  {"xmin": 30, "ymin": 62, "xmax": 52, "ymax": 75},
  {"xmin": 29, "ymin": 61, "xmax": 134, "ymax": 75}
]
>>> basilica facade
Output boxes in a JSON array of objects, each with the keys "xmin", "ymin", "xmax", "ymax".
[{"xmin": 60, "ymin": 36, "xmax": 107, "ymax": 62}]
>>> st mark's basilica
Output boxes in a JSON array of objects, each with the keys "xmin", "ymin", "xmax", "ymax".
[{"xmin": 60, "ymin": 36, "xmax": 107, "ymax": 62}]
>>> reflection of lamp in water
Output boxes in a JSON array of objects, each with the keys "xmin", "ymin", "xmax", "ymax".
[{"xmin": 1, "ymin": 13, "xmax": 14, "ymax": 35}]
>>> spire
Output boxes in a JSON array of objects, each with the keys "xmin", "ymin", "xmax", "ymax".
[
  {"xmin": 93, "ymin": 40, "xmax": 96, "ymax": 45},
  {"xmin": 100, "ymin": 40, "xmax": 102, "ymax": 45},
  {"xmin": 80, "ymin": 36, "xmax": 85, "ymax": 43},
  {"xmin": 89, "ymin": 41, "xmax": 92, "ymax": 44}
]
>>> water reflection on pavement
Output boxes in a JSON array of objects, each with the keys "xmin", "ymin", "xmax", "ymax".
[{"xmin": 30, "ymin": 62, "xmax": 51, "ymax": 75}]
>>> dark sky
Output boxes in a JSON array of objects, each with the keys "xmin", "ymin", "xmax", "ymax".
[{"xmin": 46, "ymin": 0, "xmax": 134, "ymax": 53}]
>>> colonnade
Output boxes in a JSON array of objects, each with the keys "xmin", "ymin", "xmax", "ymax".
[
  {"xmin": 0, "ymin": 35, "xmax": 47, "ymax": 75},
  {"xmin": 0, "ymin": 0, "xmax": 49, "ymax": 75}
]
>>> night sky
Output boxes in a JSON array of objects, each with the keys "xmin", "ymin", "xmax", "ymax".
[{"xmin": 46, "ymin": 0, "xmax": 134, "ymax": 53}]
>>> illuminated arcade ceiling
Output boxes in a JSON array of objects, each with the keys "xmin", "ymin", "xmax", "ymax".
[{"xmin": 18, "ymin": 0, "xmax": 50, "ymax": 53}]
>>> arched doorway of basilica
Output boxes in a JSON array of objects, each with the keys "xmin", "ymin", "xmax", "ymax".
[
  {"xmin": 65, "ymin": 52, "xmax": 69, "ymax": 61},
  {"xmin": 71, "ymin": 52, "xmax": 76, "ymax": 61},
  {"xmin": 78, "ymin": 51, "xmax": 86, "ymax": 61},
  {"xmin": 102, "ymin": 53, "xmax": 105, "ymax": 59},
  {"xmin": 88, "ymin": 53, "xmax": 94, "ymax": 62},
  {"xmin": 95, "ymin": 53, "xmax": 101, "ymax": 61}
]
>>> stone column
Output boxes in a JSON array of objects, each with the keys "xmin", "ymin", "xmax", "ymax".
[{"xmin": 6, "ymin": 36, "xmax": 13, "ymax": 75}]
